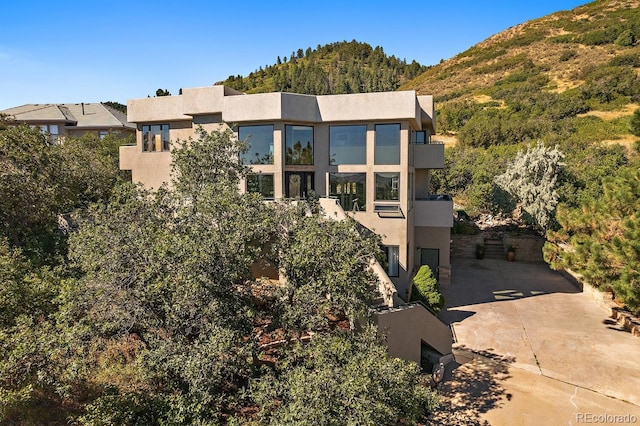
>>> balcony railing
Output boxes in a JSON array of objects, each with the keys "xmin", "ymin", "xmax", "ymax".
[
  {"xmin": 413, "ymin": 142, "xmax": 444, "ymax": 169},
  {"xmin": 414, "ymin": 195, "xmax": 453, "ymax": 227}
]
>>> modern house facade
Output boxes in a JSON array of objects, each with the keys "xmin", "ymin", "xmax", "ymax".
[
  {"xmin": 1, "ymin": 103, "xmax": 135, "ymax": 141},
  {"xmin": 120, "ymin": 85, "xmax": 453, "ymax": 303}
]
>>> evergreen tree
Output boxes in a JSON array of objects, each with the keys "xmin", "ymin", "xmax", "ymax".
[{"xmin": 494, "ymin": 142, "xmax": 565, "ymax": 232}]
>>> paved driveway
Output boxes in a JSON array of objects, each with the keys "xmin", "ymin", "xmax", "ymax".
[{"xmin": 435, "ymin": 258, "xmax": 640, "ymax": 425}]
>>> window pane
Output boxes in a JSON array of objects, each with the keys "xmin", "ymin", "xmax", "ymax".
[
  {"xmin": 246, "ymin": 174, "xmax": 274, "ymax": 199},
  {"xmin": 142, "ymin": 124, "xmax": 170, "ymax": 152},
  {"xmin": 375, "ymin": 124, "xmax": 400, "ymax": 165},
  {"xmin": 286, "ymin": 125, "xmax": 313, "ymax": 165},
  {"xmin": 329, "ymin": 125, "xmax": 366, "ymax": 165},
  {"xmin": 415, "ymin": 131, "xmax": 426, "ymax": 144},
  {"xmin": 375, "ymin": 172, "xmax": 400, "ymax": 201},
  {"xmin": 49, "ymin": 125, "xmax": 59, "ymax": 135},
  {"xmin": 385, "ymin": 246, "xmax": 399, "ymax": 277},
  {"xmin": 162, "ymin": 124, "xmax": 170, "ymax": 151},
  {"xmin": 240, "ymin": 125, "xmax": 274, "ymax": 165},
  {"xmin": 329, "ymin": 173, "xmax": 366, "ymax": 211}
]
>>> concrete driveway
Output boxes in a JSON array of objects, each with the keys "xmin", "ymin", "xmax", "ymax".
[{"xmin": 434, "ymin": 258, "xmax": 640, "ymax": 425}]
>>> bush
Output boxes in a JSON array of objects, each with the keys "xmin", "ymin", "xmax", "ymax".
[
  {"xmin": 410, "ymin": 266, "xmax": 444, "ymax": 313},
  {"xmin": 615, "ymin": 29, "xmax": 636, "ymax": 47},
  {"xmin": 631, "ymin": 108, "xmax": 640, "ymax": 137},
  {"xmin": 559, "ymin": 50, "xmax": 578, "ymax": 61}
]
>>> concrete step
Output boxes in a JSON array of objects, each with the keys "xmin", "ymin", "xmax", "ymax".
[{"xmin": 483, "ymin": 239, "xmax": 504, "ymax": 259}]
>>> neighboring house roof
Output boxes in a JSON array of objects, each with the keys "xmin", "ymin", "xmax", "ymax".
[{"xmin": 0, "ymin": 103, "xmax": 135, "ymax": 130}]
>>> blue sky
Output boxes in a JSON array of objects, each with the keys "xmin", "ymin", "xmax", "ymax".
[{"xmin": 0, "ymin": 0, "xmax": 588, "ymax": 110}]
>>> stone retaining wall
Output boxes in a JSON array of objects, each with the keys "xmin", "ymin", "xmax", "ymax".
[
  {"xmin": 561, "ymin": 269, "xmax": 640, "ymax": 337},
  {"xmin": 451, "ymin": 233, "xmax": 545, "ymax": 261},
  {"xmin": 503, "ymin": 235, "xmax": 545, "ymax": 262}
]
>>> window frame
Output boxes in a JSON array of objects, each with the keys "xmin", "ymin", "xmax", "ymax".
[
  {"xmin": 246, "ymin": 173, "xmax": 275, "ymax": 199},
  {"xmin": 142, "ymin": 124, "xmax": 170, "ymax": 152},
  {"xmin": 285, "ymin": 124, "xmax": 314, "ymax": 165},
  {"xmin": 384, "ymin": 245, "xmax": 400, "ymax": 277},
  {"xmin": 329, "ymin": 125, "xmax": 367, "ymax": 165},
  {"xmin": 374, "ymin": 123, "xmax": 400, "ymax": 165},
  {"xmin": 239, "ymin": 124, "xmax": 274, "ymax": 165},
  {"xmin": 329, "ymin": 172, "xmax": 366, "ymax": 212},
  {"xmin": 375, "ymin": 172, "xmax": 400, "ymax": 201}
]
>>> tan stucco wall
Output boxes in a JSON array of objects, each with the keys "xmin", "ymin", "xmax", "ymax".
[
  {"xmin": 375, "ymin": 304, "xmax": 453, "ymax": 362},
  {"xmin": 414, "ymin": 226, "xmax": 451, "ymax": 270}
]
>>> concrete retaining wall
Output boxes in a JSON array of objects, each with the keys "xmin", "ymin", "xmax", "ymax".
[{"xmin": 561, "ymin": 268, "xmax": 640, "ymax": 337}]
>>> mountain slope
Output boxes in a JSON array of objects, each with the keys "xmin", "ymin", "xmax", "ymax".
[
  {"xmin": 403, "ymin": 0, "xmax": 640, "ymax": 103},
  {"xmin": 218, "ymin": 40, "xmax": 430, "ymax": 95},
  {"xmin": 400, "ymin": 0, "xmax": 639, "ymax": 151}
]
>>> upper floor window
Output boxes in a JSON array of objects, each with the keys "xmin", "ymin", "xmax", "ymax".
[
  {"xmin": 329, "ymin": 173, "xmax": 366, "ymax": 212},
  {"xmin": 414, "ymin": 130, "xmax": 429, "ymax": 144},
  {"xmin": 142, "ymin": 124, "xmax": 170, "ymax": 152},
  {"xmin": 375, "ymin": 172, "xmax": 400, "ymax": 201},
  {"xmin": 239, "ymin": 125, "xmax": 274, "ymax": 165},
  {"xmin": 329, "ymin": 125, "xmax": 366, "ymax": 165},
  {"xmin": 375, "ymin": 124, "xmax": 400, "ymax": 165},
  {"xmin": 285, "ymin": 125, "xmax": 313, "ymax": 165},
  {"xmin": 246, "ymin": 174, "xmax": 275, "ymax": 199}
]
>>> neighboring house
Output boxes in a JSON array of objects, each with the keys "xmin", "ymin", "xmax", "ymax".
[
  {"xmin": 120, "ymin": 85, "xmax": 454, "ymax": 365},
  {"xmin": 0, "ymin": 102, "xmax": 135, "ymax": 142}
]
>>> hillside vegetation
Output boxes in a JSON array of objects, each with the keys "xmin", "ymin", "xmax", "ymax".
[
  {"xmin": 403, "ymin": 0, "xmax": 640, "ymax": 313},
  {"xmin": 219, "ymin": 40, "xmax": 429, "ymax": 95}
]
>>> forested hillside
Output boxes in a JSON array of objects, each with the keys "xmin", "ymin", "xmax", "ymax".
[{"xmin": 220, "ymin": 40, "xmax": 429, "ymax": 94}]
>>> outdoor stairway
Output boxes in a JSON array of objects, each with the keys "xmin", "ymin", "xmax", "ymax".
[{"xmin": 483, "ymin": 238, "xmax": 504, "ymax": 259}]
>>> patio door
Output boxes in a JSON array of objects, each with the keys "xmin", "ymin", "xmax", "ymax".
[
  {"xmin": 285, "ymin": 172, "xmax": 314, "ymax": 199},
  {"xmin": 420, "ymin": 248, "xmax": 439, "ymax": 280}
]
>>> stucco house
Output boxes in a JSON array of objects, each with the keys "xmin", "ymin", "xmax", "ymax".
[
  {"xmin": 120, "ymin": 85, "xmax": 453, "ymax": 366},
  {"xmin": 1, "ymin": 102, "xmax": 135, "ymax": 141}
]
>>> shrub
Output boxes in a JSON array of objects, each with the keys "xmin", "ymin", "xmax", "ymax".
[
  {"xmin": 410, "ymin": 266, "xmax": 444, "ymax": 313},
  {"xmin": 615, "ymin": 29, "xmax": 636, "ymax": 47},
  {"xmin": 559, "ymin": 50, "xmax": 578, "ymax": 61},
  {"xmin": 609, "ymin": 53, "xmax": 640, "ymax": 67},
  {"xmin": 631, "ymin": 108, "xmax": 640, "ymax": 137}
]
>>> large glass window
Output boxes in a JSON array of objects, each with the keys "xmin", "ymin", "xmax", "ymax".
[
  {"xmin": 142, "ymin": 124, "xmax": 170, "ymax": 152},
  {"xmin": 384, "ymin": 246, "xmax": 400, "ymax": 277},
  {"xmin": 246, "ymin": 174, "xmax": 274, "ymax": 199},
  {"xmin": 375, "ymin": 173, "xmax": 400, "ymax": 201},
  {"xmin": 239, "ymin": 125, "xmax": 274, "ymax": 165},
  {"xmin": 329, "ymin": 173, "xmax": 366, "ymax": 212},
  {"xmin": 285, "ymin": 125, "xmax": 313, "ymax": 165},
  {"xmin": 375, "ymin": 124, "xmax": 400, "ymax": 165},
  {"xmin": 329, "ymin": 125, "xmax": 366, "ymax": 165}
]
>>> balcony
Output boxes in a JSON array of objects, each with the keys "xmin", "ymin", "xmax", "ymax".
[
  {"xmin": 414, "ymin": 195, "xmax": 453, "ymax": 227},
  {"xmin": 413, "ymin": 142, "xmax": 444, "ymax": 169}
]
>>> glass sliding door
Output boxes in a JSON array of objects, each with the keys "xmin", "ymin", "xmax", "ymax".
[{"xmin": 285, "ymin": 172, "xmax": 314, "ymax": 199}]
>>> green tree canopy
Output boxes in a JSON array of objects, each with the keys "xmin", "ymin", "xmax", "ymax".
[{"xmin": 546, "ymin": 166, "xmax": 640, "ymax": 313}]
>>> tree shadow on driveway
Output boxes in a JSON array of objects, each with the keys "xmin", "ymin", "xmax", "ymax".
[{"xmin": 427, "ymin": 346, "xmax": 515, "ymax": 425}]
